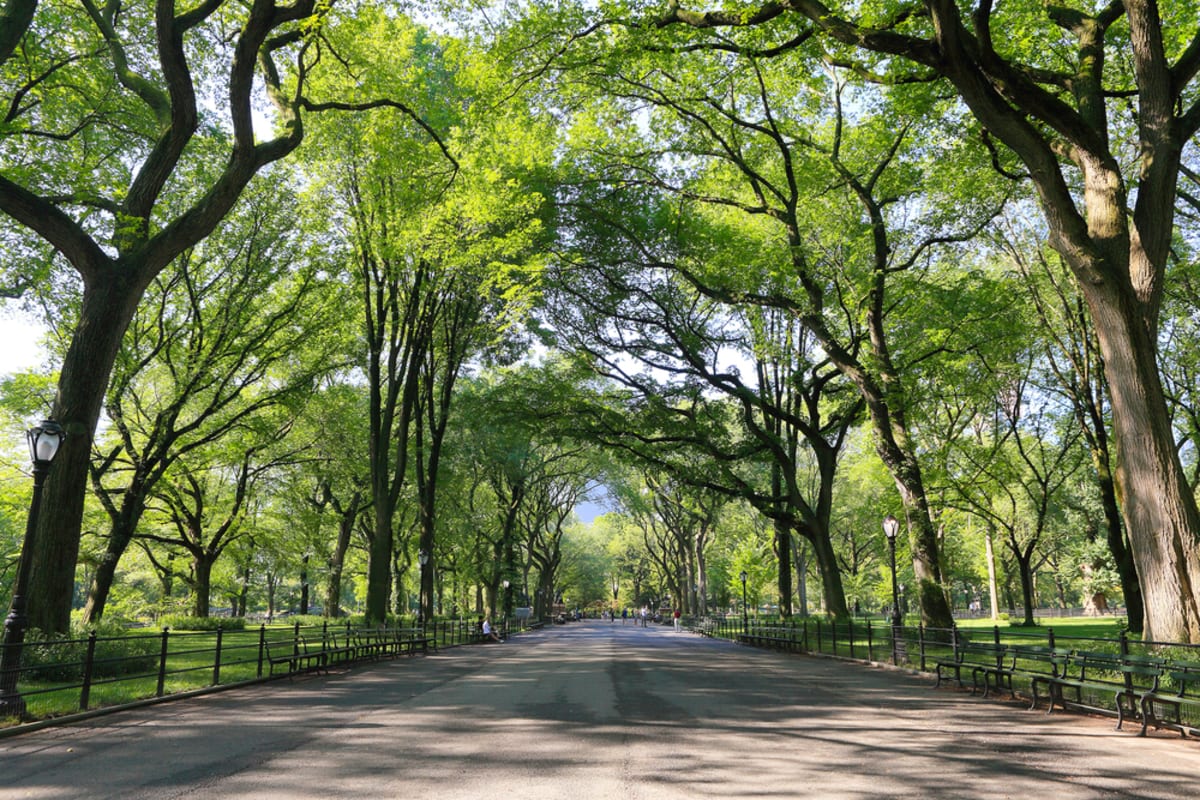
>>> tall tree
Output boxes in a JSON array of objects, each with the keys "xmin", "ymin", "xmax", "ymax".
[
  {"xmin": 301, "ymin": 6, "xmax": 546, "ymax": 622},
  {"xmin": 997, "ymin": 226, "xmax": 1144, "ymax": 631},
  {"xmin": 145, "ymin": 426, "xmax": 300, "ymax": 617},
  {"xmin": 644, "ymin": 0, "xmax": 1200, "ymax": 641},
  {"xmin": 539, "ymin": 37, "xmax": 1002, "ymax": 624},
  {"xmin": 545, "ymin": 251, "xmax": 860, "ymax": 618},
  {"xmin": 0, "ymin": 0, "xmax": 329, "ymax": 632},
  {"xmin": 81, "ymin": 184, "xmax": 343, "ymax": 622},
  {"xmin": 947, "ymin": 357, "xmax": 1088, "ymax": 625}
]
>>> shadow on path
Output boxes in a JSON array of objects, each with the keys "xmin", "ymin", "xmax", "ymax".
[{"xmin": 2, "ymin": 621, "xmax": 1197, "ymax": 799}]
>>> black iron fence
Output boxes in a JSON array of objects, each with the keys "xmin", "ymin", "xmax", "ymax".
[
  {"xmin": 692, "ymin": 613, "xmax": 1200, "ymax": 732},
  {"xmin": 0, "ymin": 616, "xmax": 534, "ymax": 730}
]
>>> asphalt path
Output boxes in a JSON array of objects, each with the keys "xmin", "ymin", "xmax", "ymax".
[{"xmin": 2, "ymin": 620, "xmax": 1199, "ymax": 799}]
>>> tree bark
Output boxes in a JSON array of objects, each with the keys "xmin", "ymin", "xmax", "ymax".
[
  {"xmin": 81, "ymin": 505, "xmax": 140, "ymax": 624},
  {"xmin": 1084, "ymin": 284, "xmax": 1200, "ymax": 640},
  {"xmin": 191, "ymin": 553, "xmax": 213, "ymax": 618},
  {"xmin": 771, "ymin": 465, "xmax": 793, "ymax": 617},
  {"xmin": 29, "ymin": 271, "xmax": 148, "ymax": 632},
  {"xmin": 325, "ymin": 495, "xmax": 358, "ymax": 618},
  {"xmin": 655, "ymin": 0, "xmax": 1200, "ymax": 644}
]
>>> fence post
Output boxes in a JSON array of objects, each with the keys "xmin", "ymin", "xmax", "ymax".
[
  {"xmin": 816, "ymin": 618, "xmax": 823, "ymax": 654},
  {"xmin": 156, "ymin": 628, "xmax": 170, "ymax": 697},
  {"xmin": 1119, "ymin": 629, "xmax": 1130, "ymax": 656},
  {"xmin": 831, "ymin": 619, "xmax": 839, "ymax": 657},
  {"xmin": 918, "ymin": 624, "xmax": 927, "ymax": 672},
  {"xmin": 257, "ymin": 625, "xmax": 266, "ymax": 678},
  {"xmin": 213, "ymin": 626, "xmax": 223, "ymax": 686},
  {"xmin": 79, "ymin": 630, "xmax": 98, "ymax": 711},
  {"xmin": 867, "ymin": 620, "xmax": 874, "ymax": 662},
  {"xmin": 848, "ymin": 618, "xmax": 855, "ymax": 660}
]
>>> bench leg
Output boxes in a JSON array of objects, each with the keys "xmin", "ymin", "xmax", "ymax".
[
  {"xmin": 1138, "ymin": 696, "xmax": 1153, "ymax": 737},
  {"xmin": 1030, "ymin": 678, "xmax": 1046, "ymax": 712}
]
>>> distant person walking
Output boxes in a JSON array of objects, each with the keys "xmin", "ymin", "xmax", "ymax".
[{"xmin": 673, "ymin": 609, "xmax": 681, "ymax": 632}]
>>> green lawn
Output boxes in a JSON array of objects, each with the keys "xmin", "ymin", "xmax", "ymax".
[
  {"xmin": 5, "ymin": 619, "xmax": 486, "ymax": 726},
  {"xmin": 11, "ymin": 627, "xmax": 269, "ymax": 722},
  {"xmin": 956, "ymin": 616, "xmax": 1128, "ymax": 641}
]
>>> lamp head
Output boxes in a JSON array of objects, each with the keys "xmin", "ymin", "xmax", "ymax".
[
  {"xmin": 882, "ymin": 514, "xmax": 900, "ymax": 541},
  {"xmin": 28, "ymin": 420, "xmax": 66, "ymax": 466}
]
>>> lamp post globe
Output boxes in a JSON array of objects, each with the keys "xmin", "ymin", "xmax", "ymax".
[{"xmin": 0, "ymin": 420, "xmax": 67, "ymax": 719}]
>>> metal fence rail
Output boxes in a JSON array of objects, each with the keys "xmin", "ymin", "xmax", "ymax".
[
  {"xmin": 0, "ymin": 615, "xmax": 536, "ymax": 730},
  {"xmin": 691, "ymin": 613, "xmax": 1200, "ymax": 732}
]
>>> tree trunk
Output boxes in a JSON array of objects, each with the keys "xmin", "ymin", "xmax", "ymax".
[
  {"xmin": 793, "ymin": 539, "xmax": 809, "ymax": 617},
  {"xmin": 81, "ymin": 542, "xmax": 122, "ymax": 626},
  {"xmin": 1091, "ymin": 443, "xmax": 1144, "ymax": 631},
  {"xmin": 29, "ymin": 274, "xmax": 147, "ymax": 633},
  {"xmin": 299, "ymin": 554, "xmax": 309, "ymax": 615},
  {"xmin": 801, "ymin": 525, "xmax": 849, "ymax": 619},
  {"xmin": 191, "ymin": 555, "xmax": 213, "ymax": 618},
  {"xmin": 237, "ymin": 564, "xmax": 250, "ymax": 617},
  {"xmin": 1083, "ymin": 284, "xmax": 1200, "ymax": 641},
  {"xmin": 325, "ymin": 502, "xmax": 356, "ymax": 618},
  {"xmin": 892, "ymin": 480, "xmax": 954, "ymax": 629},
  {"xmin": 1015, "ymin": 552, "xmax": 1036, "ymax": 627},
  {"xmin": 984, "ymin": 526, "xmax": 1000, "ymax": 621}
]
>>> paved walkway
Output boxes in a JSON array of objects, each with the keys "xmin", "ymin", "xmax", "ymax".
[{"xmin": 2, "ymin": 621, "xmax": 1199, "ymax": 798}]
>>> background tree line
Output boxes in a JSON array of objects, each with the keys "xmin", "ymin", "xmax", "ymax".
[{"xmin": 0, "ymin": 0, "xmax": 1198, "ymax": 640}]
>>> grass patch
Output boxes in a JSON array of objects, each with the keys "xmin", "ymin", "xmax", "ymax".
[
  {"xmin": 956, "ymin": 616, "xmax": 1127, "ymax": 643},
  {"xmin": 9, "ymin": 627, "xmax": 270, "ymax": 723}
]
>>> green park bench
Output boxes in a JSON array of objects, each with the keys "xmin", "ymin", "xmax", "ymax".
[{"xmin": 1139, "ymin": 660, "xmax": 1200, "ymax": 737}]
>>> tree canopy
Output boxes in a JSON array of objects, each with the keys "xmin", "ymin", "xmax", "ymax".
[{"xmin": 1, "ymin": 0, "xmax": 1198, "ymax": 644}]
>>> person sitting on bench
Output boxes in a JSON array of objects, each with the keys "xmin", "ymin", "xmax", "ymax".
[{"xmin": 481, "ymin": 618, "xmax": 503, "ymax": 643}]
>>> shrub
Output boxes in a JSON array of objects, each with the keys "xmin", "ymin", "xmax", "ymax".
[{"xmin": 20, "ymin": 621, "xmax": 161, "ymax": 681}]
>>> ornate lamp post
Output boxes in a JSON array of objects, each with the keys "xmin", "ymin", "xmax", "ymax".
[
  {"xmin": 739, "ymin": 570, "xmax": 749, "ymax": 634},
  {"xmin": 416, "ymin": 549, "xmax": 429, "ymax": 628},
  {"xmin": 611, "ymin": 574, "xmax": 619, "ymax": 623},
  {"xmin": 882, "ymin": 514, "xmax": 901, "ymax": 665},
  {"xmin": 0, "ymin": 420, "xmax": 67, "ymax": 719}
]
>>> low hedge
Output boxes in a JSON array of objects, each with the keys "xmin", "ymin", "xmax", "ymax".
[{"xmin": 19, "ymin": 622, "xmax": 160, "ymax": 681}]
